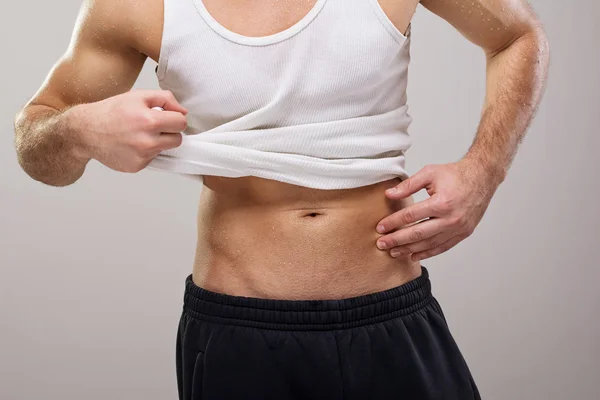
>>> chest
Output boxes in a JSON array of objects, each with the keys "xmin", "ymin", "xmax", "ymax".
[{"xmin": 137, "ymin": 0, "xmax": 419, "ymax": 63}]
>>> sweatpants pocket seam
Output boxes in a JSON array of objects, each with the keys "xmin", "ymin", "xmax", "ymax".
[
  {"xmin": 181, "ymin": 311, "xmax": 193, "ymax": 339},
  {"xmin": 429, "ymin": 297, "xmax": 448, "ymax": 323},
  {"xmin": 191, "ymin": 350, "xmax": 206, "ymax": 399}
]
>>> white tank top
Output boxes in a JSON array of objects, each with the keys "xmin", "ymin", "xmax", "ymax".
[{"xmin": 148, "ymin": 0, "xmax": 413, "ymax": 189}]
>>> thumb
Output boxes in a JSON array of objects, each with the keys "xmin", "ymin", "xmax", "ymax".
[
  {"xmin": 386, "ymin": 166, "xmax": 435, "ymax": 198},
  {"xmin": 142, "ymin": 90, "xmax": 188, "ymax": 115}
]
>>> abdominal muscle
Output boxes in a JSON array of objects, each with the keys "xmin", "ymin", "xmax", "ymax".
[{"xmin": 192, "ymin": 175, "xmax": 422, "ymax": 300}]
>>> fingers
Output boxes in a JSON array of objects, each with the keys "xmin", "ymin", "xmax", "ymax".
[
  {"xmin": 385, "ymin": 166, "xmax": 435, "ymax": 199},
  {"xmin": 149, "ymin": 109, "xmax": 188, "ymax": 133},
  {"xmin": 376, "ymin": 199, "xmax": 437, "ymax": 233},
  {"xmin": 128, "ymin": 100, "xmax": 187, "ymax": 160},
  {"xmin": 376, "ymin": 218, "xmax": 446, "ymax": 250},
  {"xmin": 155, "ymin": 132, "xmax": 183, "ymax": 151},
  {"xmin": 410, "ymin": 235, "xmax": 465, "ymax": 262},
  {"xmin": 388, "ymin": 231, "xmax": 454, "ymax": 258},
  {"xmin": 141, "ymin": 90, "xmax": 188, "ymax": 115}
]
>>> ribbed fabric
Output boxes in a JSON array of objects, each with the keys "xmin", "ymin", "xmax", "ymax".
[
  {"xmin": 148, "ymin": 0, "xmax": 414, "ymax": 189},
  {"xmin": 176, "ymin": 266, "xmax": 482, "ymax": 399},
  {"xmin": 183, "ymin": 267, "xmax": 432, "ymax": 331}
]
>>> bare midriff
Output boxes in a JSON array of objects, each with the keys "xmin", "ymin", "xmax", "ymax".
[
  {"xmin": 192, "ymin": 176, "xmax": 421, "ymax": 300},
  {"xmin": 176, "ymin": 0, "xmax": 422, "ymax": 300}
]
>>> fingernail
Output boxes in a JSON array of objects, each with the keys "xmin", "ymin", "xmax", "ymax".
[
  {"xmin": 390, "ymin": 249, "xmax": 401, "ymax": 257},
  {"xmin": 377, "ymin": 241, "xmax": 387, "ymax": 250},
  {"xmin": 386, "ymin": 188, "xmax": 397, "ymax": 195},
  {"xmin": 376, "ymin": 224, "xmax": 386, "ymax": 233}
]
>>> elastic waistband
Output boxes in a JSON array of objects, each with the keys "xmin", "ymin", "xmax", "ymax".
[{"xmin": 183, "ymin": 267, "xmax": 433, "ymax": 331}]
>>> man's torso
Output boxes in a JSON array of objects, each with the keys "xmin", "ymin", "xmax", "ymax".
[{"xmin": 123, "ymin": 0, "xmax": 422, "ymax": 299}]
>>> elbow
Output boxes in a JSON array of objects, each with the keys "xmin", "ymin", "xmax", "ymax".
[
  {"xmin": 13, "ymin": 109, "xmax": 37, "ymax": 181},
  {"xmin": 16, "ymin": 151, "xmax": 83, "ymax": 187},
  {"xmin": 522, "ymin": 22, "xmax": 550, "ymax": 66},
  {"xmin": 16, "ymin": 154, "xmax": 83, "ymax": 188},
  {"xmin": 13, "ymin": 108, "xmax": 82, "ymax": 187},
  {"xmin": 15, "ymin": 156, "xmax": 72, "ymax": 188},
  {"xmin": 14, "ymin": 150, "xmax": 67, "ymax": 188},
  {"xmin": 487, "ymin": 18, "xmax": 550, "ymax": 65}
]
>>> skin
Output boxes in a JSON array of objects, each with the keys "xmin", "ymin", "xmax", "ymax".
[
  {"xmin": 376, "ymin": 0, "xmax": 550, "ymax": 260},
  {"xmin": 13, "ymin": 0, "xmax": 548, "ymax": 299}
]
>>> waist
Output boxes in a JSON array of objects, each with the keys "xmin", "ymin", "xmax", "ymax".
[
  {"xmin": 183, "ymin": 266, "xmax": 432, "ymax": 331},
  {"xmin": 192, "ymin": 175, "xmax": 421, "ymax": 300}
]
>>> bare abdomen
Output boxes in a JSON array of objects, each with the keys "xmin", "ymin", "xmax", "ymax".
[{"xmin": 192, "ymin": 176, "xmax": 421, "ymax": 300}]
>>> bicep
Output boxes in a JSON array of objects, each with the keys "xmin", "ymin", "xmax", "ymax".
[
  {"xmin": 28, "ymin": 0, "xmax": 146, "ymax": 111},
  {"xmin": 419, "ymin": 0, "xmax": 542, "ymax": 55}
]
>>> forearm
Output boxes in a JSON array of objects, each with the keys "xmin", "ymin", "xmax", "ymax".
[
  {"xmin": 14, "ymin": 104, "xmax": 90, "ymax": 187},
  {"xmin": 465, "ymin": 26, "xmax": 550, "ymax": 184}
]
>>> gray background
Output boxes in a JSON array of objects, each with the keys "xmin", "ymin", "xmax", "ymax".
[{"xmin": 1, "ymin": 1, "xmax": 598, "ymax": 399}]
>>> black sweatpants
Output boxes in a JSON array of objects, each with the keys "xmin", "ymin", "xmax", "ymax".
[{"xmin": 176, "ymin": 267, "xmax": 481, "ymax": 399}]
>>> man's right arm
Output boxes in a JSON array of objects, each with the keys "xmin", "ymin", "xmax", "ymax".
[{"xmin": 13, "ymin": 0, "xmax": 187, "ymax": 186}]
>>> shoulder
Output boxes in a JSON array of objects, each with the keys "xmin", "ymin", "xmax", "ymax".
[{"xmin": 76, "ymin": 0, "xmax": 163, "ymax": 59}]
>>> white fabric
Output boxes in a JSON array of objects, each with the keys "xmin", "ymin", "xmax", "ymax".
[{"xmin": 148, "ymin": 0, "xmax": 414, "ymax": 189}]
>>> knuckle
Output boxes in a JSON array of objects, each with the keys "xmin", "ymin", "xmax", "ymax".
[
  {"xmin": 134, "ymin": 136, "xmax": 157, "ymax": 153},
  {"xmin": 426, "ymin": 237, "xmax": 439, "ymax": 249},
  {"xmin": 132, "ymin": 156, "xmax": 150, "ymax": 172},
  {"xmin": 163, "ymin": 90, "xmax": 176, "ymax": 100},
  {"xmin": 409, "ymin": 229, "xmax": 425, "ymax": 242},
  {"xmin": 404, "ymin": 180, "xmax": 412, "ymax": 193},
  {"xmin": 395, "ymin": 243, "xmax": 410, "ymax": 253},
  {"xmin": 422, "ymin": 164, "xmax": 438, "ymax": 175},
  {"xmin": 401, "ymin": 209, "xmax": 416, "ymax": 224},
  {"xmin": 137, "ymin": 137, "xmax": 153, "ymax": 150},
  {"xmin": 144, "ymin": 114, "xmax": 161, "ymax": 131},
  {"xmin": 400, "ymin": 178, "xmax": 411, "ymax": 193},
  {"xmin": 434, "ymin": 196, "xmax": 453, "ymax": 213},
  {"xmin": 429, "ymin": 246, "xmax": 444, "ymax": 256},
  {"xmin": 441, "ymin": 242, "xmax": 454, "ymax": 253},
  {"xmin": 452, "ymin": 214, "xmax": 467, "ymax": 227},
  {"xmin": 119, "ymin": 164, "xmax": 133, "ymax": 173},
  {"xmin": 387, "ymin": 235, "xmax": 399, "ymax": 247},
  {"xmin": 124, "ymin": 163, "xmax": 142, "ymax": 173},
  {"xmin": 422, "ymin": 164, "xmax": 434, "ymax": 174},
  {"xmin": 135, "ymin": 110, "xmax": 157, "ymax": 129},
  {"xmin": 462, "ymin": 226, "xmax": 474, "ymax": 237}
]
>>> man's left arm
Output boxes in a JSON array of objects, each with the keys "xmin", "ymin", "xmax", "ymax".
[{"xmin": 375, "ymin": 0, "xmax": 550, "ymax": 261}]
